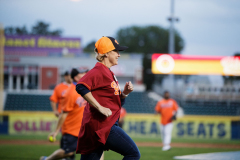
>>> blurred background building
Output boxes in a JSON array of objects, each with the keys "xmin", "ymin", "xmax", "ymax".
[{"xmin": 3, "ymin": 34, "xmax": 143, "ymax": 91}]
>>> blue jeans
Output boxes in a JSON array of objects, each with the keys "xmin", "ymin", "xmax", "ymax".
[{"xmin": 80, "ymin": 122, "xmax": 141, "ymax": 160}]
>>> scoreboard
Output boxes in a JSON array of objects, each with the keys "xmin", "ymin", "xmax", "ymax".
[{"xmin": 152, "ymin": 54, "xmax": 240, "ymax": 76}]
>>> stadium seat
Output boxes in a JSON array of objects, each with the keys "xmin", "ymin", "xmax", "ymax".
[
  {"xmin": 180, "ymin": 100, "xmax": 240, "ymax": 116},
  {"xmin": 4, "ymin": 93, "xmax": 52, "ymax": 111},
  {"xmin": 4, "ymin": 92, "xmax": 240, "ymax": 116},
  {"xmin": 124, "ymin": 92, "xmax": 158, "ymax": 113}
]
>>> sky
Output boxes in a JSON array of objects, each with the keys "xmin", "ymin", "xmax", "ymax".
[{"xmin": 0, "ymin": 0, "xmax": 240, "ymax": 56}]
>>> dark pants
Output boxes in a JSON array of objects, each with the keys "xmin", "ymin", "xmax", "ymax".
[
  {"xmin": 80, "ymin": 123, "xmax": 141, "ymax": 160},
  {"xmin": 61, "ymin": 134, "xmax": 78, "ymax": 154}
]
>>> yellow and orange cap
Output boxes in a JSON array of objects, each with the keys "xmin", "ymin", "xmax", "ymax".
[{"xmin": 95, "ymin": 36, "xmax": 128, "ymax": 54}]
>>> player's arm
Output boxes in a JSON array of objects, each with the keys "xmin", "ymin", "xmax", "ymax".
[
  {"xmin": 171, "ymin": 111, "xmax": 177, "ymax": 120},
  {"xmin": 155, "ymin": 102, "xmax": 161, "ymax": 115},
  {"xmin": 76, "ymin": 84, "xmax": 112, "ymax": 117},
  {"xmin": 50, "ymin": 101, "xmax": 59, "ymax": 117},
  {"xmin": 171, "ymin": 101, "xmax": 178, "ymax": 120},
  {"xmin": 119, "ymin": 81, "xmax": 134, "ymax": 106},
  {"xmin": 121, "ymin": 81, "xmax": 134, "ymax": 99},
  {"xmin": 83, "ymin": 92, "xmax": 112, "ymax": 117},
  {"xmin": 50, "ymin": 87, "xmax": 60, "ymax": 117},
  {"xmin": 48, "ymin": 112, "xmax": 68, "ymax": 139}
]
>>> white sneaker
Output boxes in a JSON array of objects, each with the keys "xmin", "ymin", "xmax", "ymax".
[{"xmin": 162, "ymin": 145, "xmax": 171, "ymax": 151}]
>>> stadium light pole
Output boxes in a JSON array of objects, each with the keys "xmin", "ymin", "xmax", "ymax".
[
  {"xmin": 167, "ymin": 0, "xmax": 179, "ymax": 94},
  {"xmin": 168, "ymin": 0, "xmax": 179, "ymax": 54}
]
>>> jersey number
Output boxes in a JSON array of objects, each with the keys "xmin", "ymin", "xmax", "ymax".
[
  {"xmin": 111, "ymin": 81, "xmax": 120, "ymax": 95},
  {"xmin": 76, "ymin": 97, "xmax": 86, "ymax": 107}
]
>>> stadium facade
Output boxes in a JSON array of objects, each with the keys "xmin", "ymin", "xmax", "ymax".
[{"xmin": 3, "ymin": 35, "xmax": 143, "ymax": 91}]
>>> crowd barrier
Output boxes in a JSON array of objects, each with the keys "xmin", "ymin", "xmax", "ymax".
[{"xmin": 0, "ymin": 112, "xmax": 240, "ymax": 139}]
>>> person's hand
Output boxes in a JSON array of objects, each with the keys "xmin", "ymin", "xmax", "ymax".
[
  {"xmin": 123, "ymin": 81, "xmax": 134, "ymax": 95},
  {"xmin": 171, "ymin": 115, "xmax": 177, "ymax": 121},
  {"xmin": 98, "ymin": 106, "xmax": 112, "ymax": 117},
  {"xmin": 48, "ymin": 131, "xmax": 58, "ymax": 141},
  {"xmin": 54, "ymin": 111, "xmax": 60, "ymax": 117}
]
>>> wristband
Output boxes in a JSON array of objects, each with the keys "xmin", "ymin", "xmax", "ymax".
[{"xmin": 122, "ymin": 92, "xmax": 129, "ymax": 97}]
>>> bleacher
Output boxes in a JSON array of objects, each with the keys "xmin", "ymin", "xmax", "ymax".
[
  {"xmin": 4, "ymin": 92, "xmax": 158, "ymax": 113},
  {"xmin": 124, "ymin": 92, "xmax": 158, "ymax": 113},
  {"xmin": 182, "ymin": 85, "xmax": 240, "ymax": 101},
  {"xmin": 175, "ymin": 84, "xmax": 240, "ymax": 116},
  {"xmin": 179, "ymin": 100, "xmax": 240, "ymax": 116},
  {"xmin": 4, "ymin": 92, "xmax": 240, "ymax": 116},
  {"xmin": 4, "ymin": 93, "xmax": 52, "ymax": 111}
]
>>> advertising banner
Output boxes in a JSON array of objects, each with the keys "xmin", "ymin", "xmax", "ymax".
[
  {"xmin": 4, "ymin": 35, "xmax": 82, "ymax": 56},
  {"xmin": 123, "ymin": 114, "xmax": 232, "ymax": 139},
  {"xmin": 173, "ymin": 118, "xmax": 231, "ymax": 139},
  {"xmin": 0, "ymin": 112, "xmax": 236, "ymax": 139},
  {"xmin": 152, "ymin": 54, "xmax": 240, "ymax": 76},
  {"xmin": 8, "ymin": 112, "xmax": 57, "ymax": 135}
]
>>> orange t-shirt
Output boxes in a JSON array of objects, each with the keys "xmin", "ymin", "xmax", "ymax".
[
  {"xmin": 61, "ymin": 83, "xmax": 86, "ymax": 137},
  {"xmin": 49, "ymin": 82, "xmax": 70, "ymax": 113},
  {"xmin": 155, "ymin": 98, "xmax": 178, "ymax": 125},
  {"xmin": 120, "ymin": 107, "xmax": 127, "ymax": 119}
]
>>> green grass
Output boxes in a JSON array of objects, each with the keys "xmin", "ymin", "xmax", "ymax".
[
  {"xmin": 105, "ymin": 147, "xmax": 240, "ymax": 160},
  {"xmin": 132, "ymin": 137, "xmax": 240, "ymax": 145},
  {"xmin": 0, "ymin": 134, "xmax": 61, "ymax": 140},
  {"xmin": 0, "ymin": 145, "xmax": 66, "ymax": 160},
  {"xmin": 0, "ymin": 145, "xmax": 239, "ymax": 160},
  {"xmin": 1, "ymin": 135, "xmax": 240, "ymax": 145},
  {"xmin": 0, "ymin": 135, "xmax": 240, "ymax": 160}
]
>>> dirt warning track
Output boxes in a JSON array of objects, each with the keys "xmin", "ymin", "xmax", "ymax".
[{"xmin": 1, "ymin": 140, "xmax": 240, "ymax": 149}]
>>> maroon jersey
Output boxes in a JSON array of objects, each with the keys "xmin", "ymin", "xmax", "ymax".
[{"xmin": 76, "ymin": 62, "xmax": 121, "ymax": 154}]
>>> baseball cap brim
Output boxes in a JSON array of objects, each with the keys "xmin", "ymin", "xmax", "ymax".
[
  {"xmin": 107, "ymin": 36, "xmax": 128, "ymax": 52},
  {"xmin": 114, "ymin": 45, "xmax": 128, "ymax": 51}
]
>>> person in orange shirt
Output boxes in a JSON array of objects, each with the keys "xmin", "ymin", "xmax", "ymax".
[
  {"xmin": 119, "ymin": 107, "xmax": 127, "ymax": 128},
  {"xmin": 40, "ymin": 68, "xmax": 87, "ymax": 160},
  {"xmin": 155, "ymin": 91, "xmax": 178, "ymax": 151},
  {"xmin": 49, "ymin": 71, "xmax": 72, "ymax": 117}
]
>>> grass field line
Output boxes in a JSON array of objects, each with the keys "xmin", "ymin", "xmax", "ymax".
[
  {"xmin": 135, "ymin": 142, "xmax": 240, "ymax": 149},
  {"xmin": 1, "ymin": 140, "xmax": 240, "ymax": 149}
]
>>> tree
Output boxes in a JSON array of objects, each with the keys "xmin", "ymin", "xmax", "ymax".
[
  {"xmin": 31, "ymin": 21, "xmax": 62, "ymax": 36},
  {"xmin": 83, "ymin": 40, "xmax": 96, "ymax": 53},
  {"xmin": 116, "ymin": 25, "xmax": 184, "ymax": 54},
  {"xmin": 4, "ymin": 21, "xmax": 62, "ymax": 36},
  {"xmin": 234, "ymin": 53, "xmax": 240, "ymax": 56},
  {"xmin": 5, "ymin": 26, "xmax": 28, "ymax": 35},
  {"xmin": 116, "ymin": 25, "xmax": 184, "ymax": 91}
]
